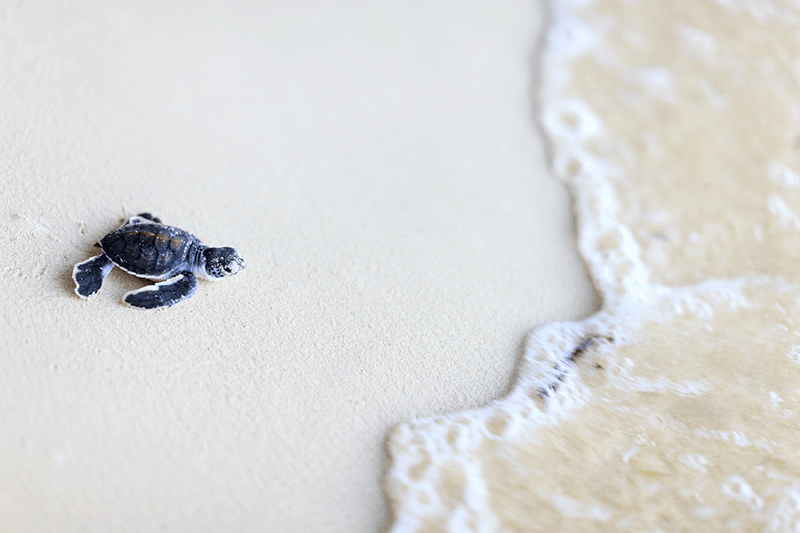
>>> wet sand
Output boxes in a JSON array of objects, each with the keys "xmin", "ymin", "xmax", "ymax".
[{"xmin": 386, "ymin": 1, "xmax": 800, "ymax": 531}]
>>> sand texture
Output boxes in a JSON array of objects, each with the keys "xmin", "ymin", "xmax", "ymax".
[
  {"xmin": 386, "ymin": 1, "xmax": 800, "ymax": 531},
  {"xmin": 0, "ymin": 1, "xmax": 598, "ymax": 531}
]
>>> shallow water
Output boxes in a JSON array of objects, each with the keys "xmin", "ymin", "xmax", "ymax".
[{"xmin": 386, "ymin": 0, "xmax": 800, "ymax": 530}]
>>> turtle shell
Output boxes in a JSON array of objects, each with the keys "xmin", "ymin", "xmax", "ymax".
[{"xmin": 101, "ymin": 223, "xmax": 196, "ymax": 279}]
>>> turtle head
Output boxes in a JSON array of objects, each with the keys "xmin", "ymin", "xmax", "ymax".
[{"xmin": 203, "ymin": 247, "xmax": 246, "ymax": 279}]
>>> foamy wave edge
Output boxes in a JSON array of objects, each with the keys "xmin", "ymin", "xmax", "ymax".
[
  {"xmin": 382, "ymin": 1, "xmax": 790, "ymax": 530},
  {"xmin": 382, "ymin": 2, "xmax": 640, "ymax": 529}
]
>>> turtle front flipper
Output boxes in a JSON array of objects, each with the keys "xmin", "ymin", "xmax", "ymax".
[
  {"xmin": 124, "ymin": 271, "xmax": 198, "ymax": 309},
  {"xmin": 73, "ymin": 254, "xmax": 114, "ymax": 298},
  {"xmin": 125, "ymin": 213, "xmax": 162, "ymax": 226}
]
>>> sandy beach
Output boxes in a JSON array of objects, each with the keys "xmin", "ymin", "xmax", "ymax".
[
  {"xmin": 387, "ymin": 1, "xmax": 800, "ymax": 531},
  {"xmin": 0, "ymin": 2, "xmax": 597, "ymax": 531}
]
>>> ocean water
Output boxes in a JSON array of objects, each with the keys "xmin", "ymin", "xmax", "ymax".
[{"xmin": 385, "ymin": 1, "xmax": 800, "ymax": 531}]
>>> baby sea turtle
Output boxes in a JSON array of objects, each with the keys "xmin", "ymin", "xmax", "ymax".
[{"xmin": 73, "ymin": 213, "xmax": 246, "ymax": 309}]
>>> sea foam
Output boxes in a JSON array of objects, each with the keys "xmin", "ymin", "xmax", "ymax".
[{"xmin": 385, "ymin": 1, "xmax": 800, "ymax": 531}]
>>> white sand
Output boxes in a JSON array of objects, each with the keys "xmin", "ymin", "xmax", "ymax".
[{"xmin": 0, "ymin": 1, "xmax": 596, "ymax": 531}]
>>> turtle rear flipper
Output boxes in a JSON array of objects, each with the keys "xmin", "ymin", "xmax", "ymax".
[
  {"xmin": 124, "ymin": 271, "xmax": 198, "ymax": 309},
  {"xmin": 73, "ymin": 254, "xmax": 114, "ymax": 298}
]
